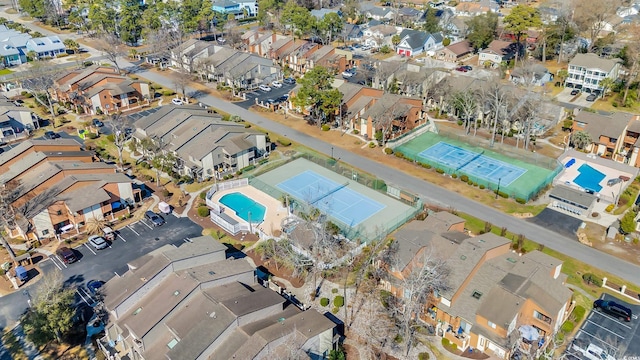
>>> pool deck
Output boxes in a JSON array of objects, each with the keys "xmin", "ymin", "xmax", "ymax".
[
  {"xmin": 209, "ymin": 185, "xmax": 288, "ymax": 237},
  {"xmin": 555, "ymin": 150, "xmax": 637, "ymax": 203}
]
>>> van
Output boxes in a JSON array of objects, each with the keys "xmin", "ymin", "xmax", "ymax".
[{"xmin": 594, "ymin": 299, "xmax": 632, "ymax": 321}]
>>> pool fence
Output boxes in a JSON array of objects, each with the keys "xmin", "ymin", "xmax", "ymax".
[{"xmin": 205, "ymin": 178, "xmax": 249, "ymax": 209}]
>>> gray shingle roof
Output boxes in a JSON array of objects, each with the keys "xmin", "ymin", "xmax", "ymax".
[
  {"xmin": 570, "ymin": 53, "xmax": 622, "ymax": 72},
  {"xmin": 398, "ymin": 29, "xmax": 430, "ymax": 50},
  {"xmin": 26, "ymin": 35, "xmax": 65, "ymax": 53}
]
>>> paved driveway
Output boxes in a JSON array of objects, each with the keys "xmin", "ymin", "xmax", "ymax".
[
  {"xmin": 566, "ymin": 293, "xmax": 640, "ymax": 359},
  {"xmin": 0, "ymin": 216, "xmax": 203, "ymax": 329},
  {"xmin": 555, "ymin": 88, "xmax": 595, "ymax": 109}
]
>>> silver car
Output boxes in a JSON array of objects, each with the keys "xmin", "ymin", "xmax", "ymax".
[{"xmin": 88, "ymin": 235, "xmax": 109, "ymax": 250}]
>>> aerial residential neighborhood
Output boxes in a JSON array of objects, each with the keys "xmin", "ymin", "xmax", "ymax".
[{"xmin": 2, "ymin": 0, "xmax": 640, "ymax": 359}]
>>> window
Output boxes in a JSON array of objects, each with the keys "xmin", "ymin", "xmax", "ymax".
[
  {"xmin": 56, "ymin": 210, "xmax": 62, "ymax": 216},
  {"xmin": 42, "ymin": 229, "xmax": 49, "ymax": 236},
  {"xmin": 533, "ymin": 310, "xmax": 552, "ymax": 324},
  {"xmin": 488, "ymin": 321, "xmax": 496, "ymax": 329},
  {"xmin": 472, "ymin": 290, "xmax": 482, "ymax": 299}
]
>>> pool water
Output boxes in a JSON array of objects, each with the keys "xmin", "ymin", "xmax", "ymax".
[
  {"xmin": 573, "ymin": 164, "xmax": 605, "ymax": 192},
  {"xmin": 219, "ymin": 192, "xmax": 266, "ymax": 223}
]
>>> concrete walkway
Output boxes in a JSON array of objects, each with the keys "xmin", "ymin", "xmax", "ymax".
[{"xmin": 567, "ymin": 284, "xmax": 597, "ymax": 302}]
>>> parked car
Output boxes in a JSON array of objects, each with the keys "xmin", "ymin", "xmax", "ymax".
[
  {"xmin": 145, "ymin": 211, "xmax": 165, "ymax": 226},
  {"xmin": 462, "ymin": 65, "xmax": 473, "ymax": 71},
  {"xmin": 15, "ymin": 266, "xmax": 28, "ymax": 281},
  {"xmin": 102, "ymin": 226, "xmax": 116, "ymax": 241},
  {"xmin": 56, "ymin": 247, "xmax": 77, "ymax": 264},
  {"xmin": 361, "ymin": 45, "xmax": 371, "ymax": 51},
  {"xmin": 259, "ymin": 84, "xmax": 272, "ymax": 92},
  {"xmin": 342, "ymin": 71, "xmax": 354, "ymax": 78},
  {"xmin": 271, "ymin": 81, "xmax": 282, "ymax": 88},
  {"xmin": 88, "ymin": 235, "xmax": 109, "ymax": 250},
  {"xmin": 276, "ymin": 95, "xmax": 289, "ymax": 103},
  {"xmin": 586, "ymin": 93, "xmax": 597, "ymax": 102},
  {"xmin": 92, "ymin": 118, "xmax": 104, "ymax": 127},
  {"xmin": 594, "ymin": 299, "xmax": 632, "ymax": 322},
  {"xmin": 86, "ymin": 280, "xmax": 105, "ymax": 294},
  {"xmin": 456, "ymin": 66, "xmax": 468, "ymax": 72},
  {"xmin": 217, "ymin": 37, "xmax": 226, "ymax": 44},
  {"xmin": 283, "ymin": 77, "xmax": 296, "ymax": 85},
  {"xmin": 171, "ymin": 98, "xmax": 184, "ymax": 105},
  {"xmin": 570, "ymin": 89, "xmax": 580, "ymax": 96},
  {"xmin": 44, "ymin": 131, "xmax": 58, "ymax": 139}
]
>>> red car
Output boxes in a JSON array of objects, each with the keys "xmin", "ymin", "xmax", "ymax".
[{"xmin": 456, "ymin": 66, "xmax": 468, "ymax": 72}]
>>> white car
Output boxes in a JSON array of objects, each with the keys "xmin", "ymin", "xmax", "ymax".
[
  {"xmin": 259, "ymin": 84, "xmax": 272, "ymax": 92},
  {"xmin": 342, "ymin": 71, "xmax": 354, "ymax": 78},
  {"xmin": 171, "ymin": 98, "xmax": 183, "ymax": 105},
  {"xmin": 361, "ymin": 45, "xmax": 371, "ymax": 51},
  {"xmin": 271, "ymin": 81, "xmax": 283, "ymax": 88}
]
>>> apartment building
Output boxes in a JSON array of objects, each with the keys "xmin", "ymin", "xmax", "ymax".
[
  {"xmin": 572, "ymin": 111, "xmax": 640, "ymax": 166},
  {"xmin": 382, "ymin": 212, "xmax": 573, "ymax": 359},
  {"xmin": 100, "ymin": 236, "xmax": 337, "ymax": 360},
  {"xmin": 565, "ymin": 53, "xmax": 622, "ymax": 94},
  {"xmin": 0, "ymin": 139, "xmax": 138, "ymax": 241}
]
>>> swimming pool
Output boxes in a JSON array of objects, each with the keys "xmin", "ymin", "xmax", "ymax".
[
  {"xmin": 219, "ymin": 192, "xmax": 266, "ymax": 223},
  {"xmin": 573, "ymin": 164, "xmax": 605, "ymax": 192}
]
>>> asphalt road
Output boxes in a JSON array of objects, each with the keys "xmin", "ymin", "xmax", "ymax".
[
  {"xmin": 118, "ymin": 58, "xmax": 640, "ymax": 286},
  {"xmin": 0, "ymin": 215, "xmax": 202, "ymax": 329}
]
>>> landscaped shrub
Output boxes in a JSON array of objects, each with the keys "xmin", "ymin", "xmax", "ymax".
[
  {"xmin": 472, "ymin": 182, "xmax": 478, "ymax": 187},
  {"xmin": 421, "ymin": 163, "xmax": 432, "ymax": 169},
  {"xmin": 199, "ymin": 192, "xmax": 207, "ymax": 200},
  {"xmin": 515, "ymin": 197, "xmax": 527, "ymax": 204},
  {"xmin": 242, "ymin": 165, "xmax": 256, "ymax": 172},
  {"xmin": 332, "ymin": 288, "xmax": 338, "ymax": 294},
  {"xmin": 467, "ymin": 179, "xmax": 473, "ymax": 185},
  {"xmin": 460, "ymin": 175, "xmax": 469, "ymax": 182},
  {"xmin": 384, "ymin": 147, "xmax": 393, "ymax": 154},
  {"xmin": 353, "ymin": 129, "xmax": 359, "ymax": 134},
  {"xmin": 197, "ymin": 206, "xmax": 210, "ymax": 217},
  {"xmin": 582, "ymin": 273, "xmax": 603, "ymax": 287},
  {"xmin": 497, "ymin": 190, "xmax": 509, "ymax": 198},
  {"xmin": 163, "ymin": 90, "xmax": 176, "ymax": 96},
  {"xmin": 259, "ymin": 158, "xmax": 269, "ymax": 165},
  {"xmin": 162, "ymin": 189, "xmax": 171, "ymax": 197},
  {"xmin": 244, "ymin": 123, "xmax": 251, "ymax": 128},
  {"xmin": 451, "ymin": 173, "xmax": 458, "ymax": 179},
  {"xmin": 435, "ymin": 168, "xmax": 444, "ymax": 174},
  {"xmin": 321, "ymin": 124, "xmax": 330, "ymax": 131},
  {"xmin": 572, "ymin": 305, "xmax": 586, "ymax": 322},
  {"xmin": 394, "ymin": 151, "xmax": 404, "ymax": 158},
  {"xmin": 457, "ymin": 120, "xmax": 463, "ymax": 126},
  {"xmin": 418, "ymin": 353, "xmax": 430, "ymax": 360},
  {"xmin": 334, "ymin": 295, "xmax": 344, "ymax": 307},
  {"xmin": 277, "ymin": 138, "xmax": 291, "ymax": 146},
  {"xmin": 331, "ymin": 307, "xmax": 339, "ymax": 314},
  {"xmin": 561, "ymin": 320, "xmax": 575, "ymax": 334},
  {"xmin": 441, "ymin": 338, "xmax": 450, "ymax": 346},
  {"xmin": 87, "ymin": 133, "xmax": 98, "ymax": 139},
  {"xmin": 479, "ymin": 184, "xmax": 485, "ymax": 189},
  {"xmin": 320, "ymin": 298, "xmax": 329, "ymax": 307}
]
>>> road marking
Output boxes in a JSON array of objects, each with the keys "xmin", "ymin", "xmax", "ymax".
[
  {"xmin": 83, "ymin": 244, "xmax": 97, "ymax": 255},
  {"xmin": 76, "ymin": 288, "xmax": 94, "ymax": 306},
  {"xmin": 591, "ymin": 311, "xmax": 632, "ymax": 329},
  {"xmin": 117, "ymin": 233, "xmax": 127, "ymax": 242},
  {"xmin": 140, "ymin": 220, "xmax": 153, "ymax": 230},
  {"xmin": 49, "ymin": 257, "xmax": 62, "ymax": 270},
  {"xmin": 127, "ymin": 225, "xmax": 140, "ymax": 236},
  {"xmin": 586, "ymin": 319, "xmax": 626, "ymax": 338}
]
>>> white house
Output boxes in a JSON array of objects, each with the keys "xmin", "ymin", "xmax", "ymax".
[
  {"xmin": 25, "ymin": 36, "xmax": 66, "ymax": 59},
  {"xmin": 362, "ymin": 24, "xmax": 398, "ymax": 48},
  {"xmin": 396, "ymin": 29, "xmax": 444, "ymax": 57},
  {"xmin": 565, "ymin": 53, "xmax": 622, "ymax": 94}
]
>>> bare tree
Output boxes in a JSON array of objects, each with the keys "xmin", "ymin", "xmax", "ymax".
[
  {"xmin": 21, "ymin": 63, "xmax": 60, "ymax": 127},
  {"xmin": 172, "ymin": 69, "xmax": 193, "ymax": 102},
  {"xmin": 97, "ymin": 34, "xmax": 125, "ymax": 74},
  {"xmin": 385, "ymin": 246, "xmax": 449, "ymax": 355},
  {"xmin": 372, "ymin": 102, "xmax": 409, "ymax": 146},
  {"xmin": 573, "ymin": 0, "xmax": 621, "ymax": 50},
  {"xmin": 482, "ymin": 79, "xmax": 511, "ymax": 147},
  {"xmin": 0, "ymin": 181, "xmax": 20, "ymax": 262},
  {"xmin": 109, "ymin": 112, "xmax": 131, "ymax": 170},
  {"xmin": 450, "ymin": 89, "xmax": 479, "ymax": 135},
  {"xmin": 145, "ymin": 27, "xmax": 185, "ymax": 66}
]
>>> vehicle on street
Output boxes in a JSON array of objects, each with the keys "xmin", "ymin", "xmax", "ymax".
[
  {"xmin": 92, "ymin": 119, "xmax": 104, "ymax": 127},
  {"xmin": 15, "ymin": 266, "xmax": 28, "ymax": 281},
  {"xmin": 86, "ymin": 280, "xmax": 105, "ymax": 294},
  {"xmin": 171, "ymin": 98, "xmax": 184, "ymax": 105},
  {"xmin": 217, "ymin": 37, "xmax": 226, "ymax": 44},
  {"xmin": 586, "ymin": 93, "xmax": 597, "ymax": 102},
  {"xmin": 361, "ymin": 45, "xmax": 371, "ymax": 51},
  {"xmin": 342, "ymin": 71, "xmax": 354, "ymax": 78},
  {"xmin": 145, "ymin": 211, "xmax": 165, "ymax": 226},
  {"xmin": 88, "ymin": 235, "xmax": 109, "ymax": 250},
  {"xmin": 283, "ymin": 77, "xmax": 296, "ymax": 85},
  {"xmin": 462, "ymin": 65, "xmax": 472, "ymax": 71},
  {"xmin": 56, "ymin": 247, "xmax": 77, "ymax": 264},
  {"xmin": 456, "ymin": 66, "xmax": 468, "ymax": 72},
  {"xmin": 44, "ymin": 131, "xmax": 58, "ymax": 139},
  {"xmin": 593, "ymin": 299, "xmax": 632, "ymax": 322},
  {"xmin": 271, "ymin": 81, "xmax": 282, "ymax": 88},
  {"xmin": 158, "ymin": 201, "xmax": 172, "ymax": 215},
  {"xmin": 259, "ymin": 84, "xmax": 272, "ymax": 92},
  {"xmin": 570, "ymin": 89, "xmax": 580, "ymax": 96}
]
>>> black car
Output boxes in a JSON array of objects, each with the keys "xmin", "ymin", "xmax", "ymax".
[
  {"xmin": 586, "ymin": 93, "xmax": 597, "ymax": 102},
  {"xmin": 276, "ymin": 95, "xmax": 289, "ymax": 103},
  {"xmin": 145, "ymin": 211, "xmax": 165, "ymax": 226},
  {"xmin": 56, "ymin": 247, "xmax": 77, "ymax": 264},
  {"xmin": 594, "ymin": 299, "xmax": 632, "ymax": 321},
  {"xmin": 44, "ymin": 131, "xmax": 58, "ymax": 139},
  {"xmin": 570, "ymin": 89, "xmax": 580, "ymax": 96},
  {"xmin": 92, "ymin": 118, "xmax": 104, "ymax": 127},
  {"xmin": 462, "ymin": 65, "xmax": 473, "ymax": 71}
]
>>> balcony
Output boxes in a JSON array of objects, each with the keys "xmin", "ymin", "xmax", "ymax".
[{"xmin": 624, "ymin": 135, "xmax": 638, "ymax": 145}]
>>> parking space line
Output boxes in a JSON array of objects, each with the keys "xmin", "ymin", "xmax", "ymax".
[
  {"xmin": 590, "ymin": 311, "xmax": 632, "ymax": 329},
  {"xmin": 140, "ymin": 220, "xmax": 153, "ymax": 230},
  {"xmin": 76, "ymin": 288, "xmax": 94, "ymax": 306},
  {"xmin": 53, "ymin": 255, "xmax": 67, "ymax": 269},
  {"xmin": 586, "ymin": 319, "xmax": 626, "ymax": 339},
  {"xmin": 83, "ymin": 244, "xmax": 97, "ymax": 256},
  {"xmin": 49, "ymin": 257, "xmax": 63, "ymax": 270},
  {"xmin": 117, "ymin": 233, "xmax": 127, "ymax": 242},
  {"xmin": 127, "ymin": 225, "xmax": 140, "ymax": 236}
]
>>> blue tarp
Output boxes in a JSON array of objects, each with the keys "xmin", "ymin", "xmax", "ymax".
[{"xmin": 111, "ymin": 201, "xmax": 122, "ymax": 210}]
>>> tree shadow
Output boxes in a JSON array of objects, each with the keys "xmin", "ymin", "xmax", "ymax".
[
  {"xmin": 187, "ymin": 90, "xmax": 207, "ymax": 99},
  {"xmin": 63, "ymin": 274, "xmax": 85, "ymax": 288}
]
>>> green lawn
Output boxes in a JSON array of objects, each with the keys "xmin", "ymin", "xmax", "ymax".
[{"xmin": 0, "ymin": 68, "xmax": 14, "ymax": 75}]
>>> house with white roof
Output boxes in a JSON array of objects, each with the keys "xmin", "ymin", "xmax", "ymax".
[{"xmin": 26, "ymin": 36, "xmax": 66, "ymax": 59}]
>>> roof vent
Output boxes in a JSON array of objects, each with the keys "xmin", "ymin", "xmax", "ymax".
[
  {"xmin": 133, "ymin": 307, "xmax": 142, "ymax": 315},
  {"xmin": 210, "ymin": 312, "xmax": 216, "ymax": 318},
  {"xmin": 460, "ymin": 255, "xmax": 466, "ymax": 260},
  {"xmin": 173, "ymin": 290, "xmax": 180, "ymax": 296},
  {"xmin": 235, "ymin": 300, "xmax": 238, "ymax": 304}
]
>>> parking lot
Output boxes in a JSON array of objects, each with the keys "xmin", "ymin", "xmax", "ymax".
[
  {"xmin": 236, "ymin": 82, "xmax": 297, "ymax": 109},
  {"xmin": 555, "ymin": 88, "xmax": 596, "ymax": 109},
  {"xmin": 565, "ymin": 293, "xmax": 640, "ymax": 359},
  {"xmin": 41, "ymin": 215, "xmax": 203, "ymax": 297}
]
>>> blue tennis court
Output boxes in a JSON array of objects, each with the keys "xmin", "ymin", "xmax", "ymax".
[
  {"xmin": 419, "ymin": 142, "xmax": 527, "ymax": 186},
  {"xmin": 277, "ymin": 170, "xmax": 386, "ymax": 226}
]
